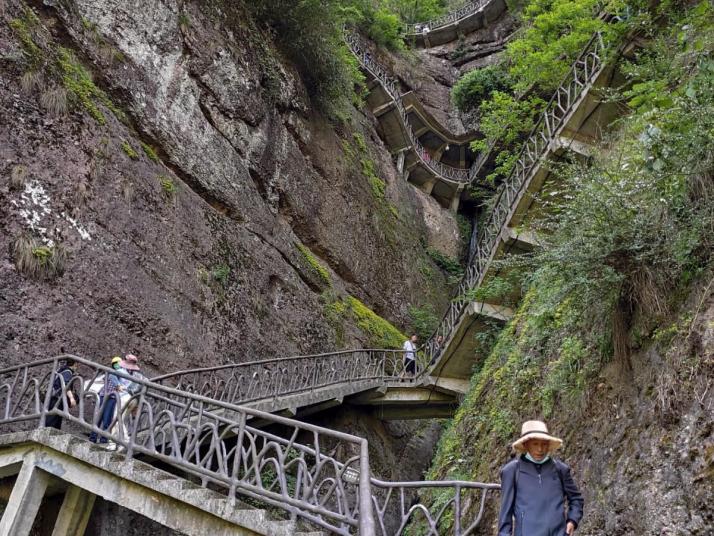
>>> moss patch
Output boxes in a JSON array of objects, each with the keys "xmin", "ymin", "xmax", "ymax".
[
  {"xmin": 343, "ymin": 295, "xmax": 405, "ymax": 349},
  {"xmin": 296, "ymin": 243, "xmax": 331, "ymax": 286},
  {"xmin": 141, "ymin": 142, "xmax": 159, "ymax": 163}
]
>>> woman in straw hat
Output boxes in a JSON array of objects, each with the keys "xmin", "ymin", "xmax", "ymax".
[{"xmin": 498, "ymin": 420, "xmax": 584, "ymax": 536}]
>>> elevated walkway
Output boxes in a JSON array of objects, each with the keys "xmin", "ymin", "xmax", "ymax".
[
  {"xmin": 154, "ymin": 25, "xmax": 630, "ymax": 424},
  {"xmin": 345, "ymin": 33, "xmax": 475, "ymax": 210},
  {"xmin": 0, "ymin": 356, "xmax": 497, "ymax": 535},
  {"xmin": 405, "ymin": 0, "xmax": 508, "ymax": 47},
  {"xmin": 155, "ymin": 31, "xmax": 628, "ymax": 418},
  {"xmin": 0, "ymin": 429, "xmax": 313, "ymax": 536},
  {"xmin": 423, "ymin": 30, "xmax": 629, "ymax": 388}
]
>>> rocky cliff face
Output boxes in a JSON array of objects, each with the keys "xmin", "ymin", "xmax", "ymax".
[
  {"xmin": 0, "ymin": 3, "xmax": 459, "ymax": 530},
  {"xmin": 0, "ymin": 0, "xmax": 460, "ymax": 373}
]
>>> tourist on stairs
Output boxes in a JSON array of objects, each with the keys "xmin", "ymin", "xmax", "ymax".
[
  {"xmin": 89, "ymin": 356, "xmax": 124, "ymax": 450},
  {"xmin": 45, "ymin": 358, "xmax": 77, "ymax": 430},
  {"xmin": 402, "ymin": 334, "xmax": 418, "ymax": 376},
  {"xmin": 498, "ymin": 420, "xmax": 584, "ymax": 536}
]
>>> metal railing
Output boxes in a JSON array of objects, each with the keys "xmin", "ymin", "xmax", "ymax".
[
  {"xmin": 405, "ymin": 0, "xmax": 491, "ymax": 35},
  {"xmin": 421, "ymin": 30, "xmax": 608, "ymax": 364},
  {"xmin": 372, "ymin": 478, "xmax": 499, "ymax": 535},
  {"xmin": 345, "ymin": 32, "xmax": 472, "ymax": 185},
  {"xmin": 153, "ymin": 349, "xmax": 429, "ymax": 405},
  {"xmin": 0, "ymin": 355, "xmax": 497, "ymax": 535},
  {"xmin": 0, "ymin": 355, "xmax": 372, "ymax": 533}
]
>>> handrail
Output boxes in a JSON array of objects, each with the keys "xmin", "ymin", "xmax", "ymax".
[
  {"xmin": 153, "ymin": 349, "xmax": 430, "ymax": 406},
  {"xmin": 405, "ymin": 0, "xmax": 491, "ymax": 35},
  {"xmin": 0, "ymin": 355, "xmax": 372, "ymax": 534},
  {"xmin": 345, "ymin": 32, "xmax": 472, "ymax": 185},
  {"xmin": 0, "ymin": 355, "xmax": 498, "ymax": 535},
  {"xmin": 421, "ymin": 30, "xmax": 610, "ymax": 365}
]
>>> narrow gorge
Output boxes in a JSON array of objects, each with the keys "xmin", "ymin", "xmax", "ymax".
[{"xmin": 0, "ymin": 0, "xmax": 712, "ymax": 535}]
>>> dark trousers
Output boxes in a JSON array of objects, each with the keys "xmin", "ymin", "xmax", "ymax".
[
  {"xmin": 89, "ymin": 394, "xmax": 117, "ymax": 443},
  {"xmin": 405, "ymin": 359, "xmax": 416, "ymax": 375},
  {"xmin": 45, "ymin": 397, "xmax": 63, "ymax": 429}
]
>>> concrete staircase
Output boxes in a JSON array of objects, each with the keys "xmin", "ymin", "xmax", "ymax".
[{"xmin": 0, "ymin": 429, "xmax": 326, "ymax": 536}]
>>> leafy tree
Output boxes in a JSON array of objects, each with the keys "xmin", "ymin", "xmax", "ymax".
[{"xmin": 452, "ymin": 64, "xmax": 513, "ymax": 112}]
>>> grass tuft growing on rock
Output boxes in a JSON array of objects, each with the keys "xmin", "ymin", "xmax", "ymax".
[
  {"xmin": 10, "ymin": 165, "xmax": 28, "ymax": 191},
  {"xmin": 57, "ymin": 47, "xmax": 122, "ymax": 125},
  {"xmin": 20, "ymin": 70, "xmax": 44, "ymax": 94},
  {"xmin": 157, "ymin": 175, "xmax": 178, "ymax": 199},
  {"xmin": 40, "ymin": 86, "xmax": 68, "ymax": 116},
  {"xmin": 13, "ymin": 235, "xmax": 66, "ymax": 280},
  {"xmin": 121, "ymin": 141, "xmax": 138, "ymax": 159}
]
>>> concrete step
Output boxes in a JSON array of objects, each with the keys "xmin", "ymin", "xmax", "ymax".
[{"xmin": 27, "ymin": 431, "xmax": 331, "ymax": 536}]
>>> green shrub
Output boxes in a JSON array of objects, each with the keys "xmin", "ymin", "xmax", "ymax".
[
  {"xmin": 365, "ymin": 8, "xmax": 404, "ymax": 50},
  {"xmin": 408, "ymin": 305, "xmax": 439, "ymax": 341},
  {"xmin": 247, "ymin": 0, "xmax": 363, "ymax": 119},
  {"xmin": 452, "ymin": 65, "xmax": 512, "ymax": 112},
  {"xmin": 426, "ymin": 247, "xmax": 463, "ymax": 276}
]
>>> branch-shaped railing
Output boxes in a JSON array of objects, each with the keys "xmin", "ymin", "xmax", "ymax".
[
  {"xmin": 405, "ymin": 0, "xmax": 492, "ymax": 35},
  {"xmin": 0, "ymin": 355, "xmax": 373, "ymax": 534},
  {"xmin": 422, "ymin": 30, "xmax": 609, "ymax": 363},
  {"xmin": 0, "ymin": 355, "xmax": 498, "ymax": 535},
  {"xmin": 372, "ymin": 479, "xmax": 499, "ymax": 535},
  {"xmin": 153, "ymin": 349, "xmax": 427, "ymax": 405},
  {"xmin": 345, "ymin": 32, "xmax": 472, "ymax": 185}
]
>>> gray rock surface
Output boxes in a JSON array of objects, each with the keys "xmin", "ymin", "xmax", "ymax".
[{"xmin": 0, "ymin": 0, "xmax": 458, "ymax": 374}]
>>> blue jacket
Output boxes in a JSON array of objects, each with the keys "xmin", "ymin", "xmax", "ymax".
[{"xmin": 498, "ymin": 456, "xmax": 584, "ymax": 536}]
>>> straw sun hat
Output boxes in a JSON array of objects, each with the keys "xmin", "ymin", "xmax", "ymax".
[{"xmin": 512, "ymin": 420, "xmax": 563, "ymax": 453}]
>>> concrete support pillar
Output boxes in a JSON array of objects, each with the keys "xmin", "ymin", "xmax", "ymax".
[
  {"xmin": 422, "ymin": 178, "xmax": 436, "ymax": 195},
  {"xmin": 0, "ymin": 459, "xmax": 51, "ymax": 536},
  {"xmin": 434, "ymin": 141, "xmax": 448, "ymax": 161},
  {"xmin": 459, "ymin": 145, "xmax": 466, "ymax": 168},
  {"xmin": 52, "ymin": 485, "xmax": 96, "ymax": 536},
  {"xmin": 396, "ymin": 150, "xmax": 405, "ymax": 173},
  {"xmin": 450, "ymin": 185, "xmax": 464, "ymax": 213}
]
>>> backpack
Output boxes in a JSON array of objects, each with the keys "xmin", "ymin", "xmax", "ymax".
[{"xmin": 51, "ymin": 368, "xmax": 73, "ymax": 398}]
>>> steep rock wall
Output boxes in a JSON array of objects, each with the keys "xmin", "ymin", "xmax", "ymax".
[{"xmin": 0, "ymin": 0, "xmax": 460, "ymax": 372}]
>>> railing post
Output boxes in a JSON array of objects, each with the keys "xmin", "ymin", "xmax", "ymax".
[
  {"xmin": 125, "ymin": 387, "xmax": 147, "ymax": 459},
  {"xmin": 358, "ymin": 440, "xmax": 375, "ymax": 535},
  {"xmin": 454, "ymin": 484, "xmax": 462, "ymax": 535},
  {"xmin": 39, "ymin": 358, "xmax": 57, "ymax": 427}
]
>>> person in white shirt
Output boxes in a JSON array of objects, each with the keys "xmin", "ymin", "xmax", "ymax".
[{"xmin": 402, "ymin": 334, "xmax": 418, "ymax": 375}]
